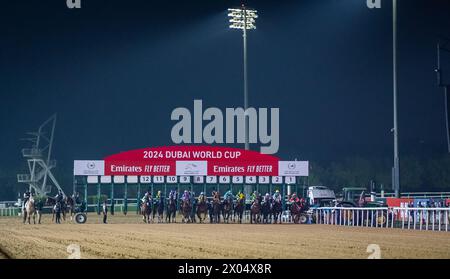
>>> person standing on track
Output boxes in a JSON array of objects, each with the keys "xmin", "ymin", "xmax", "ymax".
[{"xmin": 102, "ymin": 200, "xmax": 108, "ymax": 224}]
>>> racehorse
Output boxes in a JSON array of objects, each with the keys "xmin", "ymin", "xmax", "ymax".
[
  {"xmin": 222, "ymin": 196, "xmax": 233, "ymax": 224},
  {"xmin": 250, "ymin": 198, "xmax": 261, "ymax": 224},
  {"xmin": 166, "ymin": 196, "xmax": 177, "ymax": 223},
  {"xmin": 261, "ymin": 198, "xmax": 272, "ymax": 224},
  {"xmin": 153, "ymin": 196, "xmax": 165, "ymax": 223},
  {"xmin": 196, "ymin": 196, "xmax": 208, "ymax": 223},
  {"xmin": 23, "ymin": 196, "xmax": 41, "ymax": 224},
  {"xmin": 140, "ymin": 197, "xmax": 153, "ymax": 223},
  {"xmin": 272, "ymin": 198, "xmax": 283, "ymax": 224},
  {"xmin": 233, "ymin": 196, "xmax": 245, "ymax": 224},
  {"xmin": 180, "ymin": 199, "xmax": 192, "ymax": 223},
  {"xmin": 290, "ymin": 199, "xmax": 308, "ymax": 224},
  {"xmin": 65, "ymin": 196, "xmax": 75, "ymax": 221}
]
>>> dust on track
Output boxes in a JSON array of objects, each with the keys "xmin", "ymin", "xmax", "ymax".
[{"xmin": 0, "ymin": 214, "xmax": 449, "ymax": 259}]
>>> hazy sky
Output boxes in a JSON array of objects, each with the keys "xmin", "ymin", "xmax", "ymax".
[{"xmin": 1, "ymin": 0, "xmax": 450, "ymax": 173}]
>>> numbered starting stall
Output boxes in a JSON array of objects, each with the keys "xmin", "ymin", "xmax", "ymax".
[{"xmin": 73, "ymin": 145, "xmax": 309, "ymax": 219}]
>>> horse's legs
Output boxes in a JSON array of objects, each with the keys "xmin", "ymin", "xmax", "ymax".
[{"xmin": 23, "ymin": 211, "xmax": 27, "ymax": 224}]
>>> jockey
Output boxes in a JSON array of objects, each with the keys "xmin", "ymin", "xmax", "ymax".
[
  {"xmin": 212, "ymin": 191, "xmax": 220, "ymax": 203},
  {"xmin": 141, "ymin": 191, "xmax": 151, "ymax": 203},
  {"xmin": 236, "ymin": 190, "xmax": 245, "ymax": 201},
  {"xmin": 250, "ymin": 191, "xmax": 258, "ymax": 202},
  {"xmin": 181, "ymin": 190, "xmax": 190, "ymax": 202},
  {"xmin": 289, "ymin": 193, "xmax": 300, "ymax": 204},
  {"xmin": 198, "ymin": 192, "xmax": 206, "ymax": 203},
  {"xmin": 223, "ymin": 190, "xmax": 233, "ymax": 201},
  {"xmin": 169, "ymin": 189, "xmax": 177, "ymax": 200},
  {"xmin": 263, "ymin": 193, "xmax": 271, "ymax": 203},
  {"xmin": 72, "ymin": 192, "xmax": 81, "ymax": 204},
  {"xmin": 156, "ymin": 190, "xmax": 161, "ymax": 199},
  {"xmin": 55, "ymin": 189, "xmax": 64, "ymax": 203},
  {"xmin": 23, "ymin": 190, "xmax": 31, "ymax": 207},
  {"xmin": 272, "ymin": 190, "xmax": 282, "ymax": 203}
]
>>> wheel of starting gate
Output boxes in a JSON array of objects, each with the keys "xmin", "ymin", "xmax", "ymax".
[
  {"xmin": 74, "ymin": 212, "xmax": 87, "ymax": 224},
  {"xmin": 299, "ymin": 213, "xmax": 308, "ymax": 224}
]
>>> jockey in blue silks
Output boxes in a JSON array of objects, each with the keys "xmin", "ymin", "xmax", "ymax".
[
  {"xmin": 223, "ymin": 190, "xmax": 233, "ymax": 201},
  {"xmin": 169, "ymin": 189, "xmax": 177, "ymax": 200}
]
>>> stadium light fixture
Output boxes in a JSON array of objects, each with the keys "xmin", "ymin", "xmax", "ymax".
[{"xmin": 228, "ymin": 4, "xmax": 258, "ymax": 151}]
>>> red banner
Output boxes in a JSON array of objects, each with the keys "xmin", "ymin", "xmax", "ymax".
[{"xmin": 103, "ymin": 145, "xmax": 280, "ymax": 176}]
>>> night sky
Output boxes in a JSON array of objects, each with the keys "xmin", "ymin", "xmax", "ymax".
[{"xmin": 1, "ymin": 0, "xmax": 450, "ymax": 174}]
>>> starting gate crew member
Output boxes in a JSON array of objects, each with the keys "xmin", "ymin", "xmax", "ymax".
[
  {"xmin": 198, "ymin": 192, "xmax": 206, "ymax": 203},
  {"xmin": 272, "ymin": 190, "xmax": 282, "ymax": 203},
  {"xmin": 102, "ymin": 200, "xmax": 108, "ymax": 224},
  {"xmin": 223, "ymin": 190, "xmax": 234, "ymax": 201}
]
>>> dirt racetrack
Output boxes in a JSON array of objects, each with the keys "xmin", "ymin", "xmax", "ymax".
[{"xmin": 0, "ymin": 214, "xmax": 449, "ymax": 259}]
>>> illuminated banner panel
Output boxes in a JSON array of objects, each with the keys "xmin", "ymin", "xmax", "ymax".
[
  {"xmin": 176, "ymin": 161, "xmax": 207, "ymax": 176},
  {"xmin": 208, "ymin": 161, "xmax": 277, "ymax": 176},
  {"xmin": 104, "ymin": 160, "xmax": 175, "ymax": 176},
  {"xmin": 278, "ymin": 161, "xmax": 309, "ymax": 177},
  {"xmin": 74, "ymin": 160, "xmax": 105, "ymax": 176}
]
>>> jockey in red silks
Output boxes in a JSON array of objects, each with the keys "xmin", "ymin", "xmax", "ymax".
[{"xmin": 289, "ymin": 193, "xmax": 300, "ymax": 204}]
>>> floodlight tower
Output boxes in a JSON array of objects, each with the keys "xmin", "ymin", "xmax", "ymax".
[
  {"xmin": 17, "ymin": 114, "xmax": 65, "ymax": 197},
  {"xmin": 435, "ymin": 39, "xmax": 450, "ymax": 153},
  {"xmin": 228, "ymin": 4, "xmax": 258, "ymax": 151}
]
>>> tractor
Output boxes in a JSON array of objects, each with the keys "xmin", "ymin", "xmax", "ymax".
[{"xmin": 335, "ymin": 187, "xmax": 387, "ymax": 226}]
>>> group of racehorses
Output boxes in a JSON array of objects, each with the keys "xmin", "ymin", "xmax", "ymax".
[
  {"xmin": 22, "ymin": 195, "xmax": 76, "ymax": 224},
  {"xmin": 140, "ymin": 193, "xmax": 309, "ymax": 224}
]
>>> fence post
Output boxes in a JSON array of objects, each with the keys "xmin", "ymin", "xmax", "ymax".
[
  {"xmin": 446, "ymin": 211, "xmax": 448, "ymax": 232},
  {"xmin": 419, "ymin": 210, "xmax": 423, "ymax": 231},
  {"xmin": 438, "ymin": 211, "xmax": 441, "ymax": 232},
  {"xmin": 352, "ymin": 210, "xmax": 355, "ymax": 226},
  {"xmin": 432, "ymin": 210, "xmax": 435, "ymax": 231}
]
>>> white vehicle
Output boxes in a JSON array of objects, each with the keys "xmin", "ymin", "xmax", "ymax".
[{"xmin": 307, "ymin": 186, "xmax": 336, "ymax": 207}]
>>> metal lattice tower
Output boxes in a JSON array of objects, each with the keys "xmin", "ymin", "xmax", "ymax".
[{"xmin": 17, "ymin": 114, "xmax": 65, "ymax": 196}]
